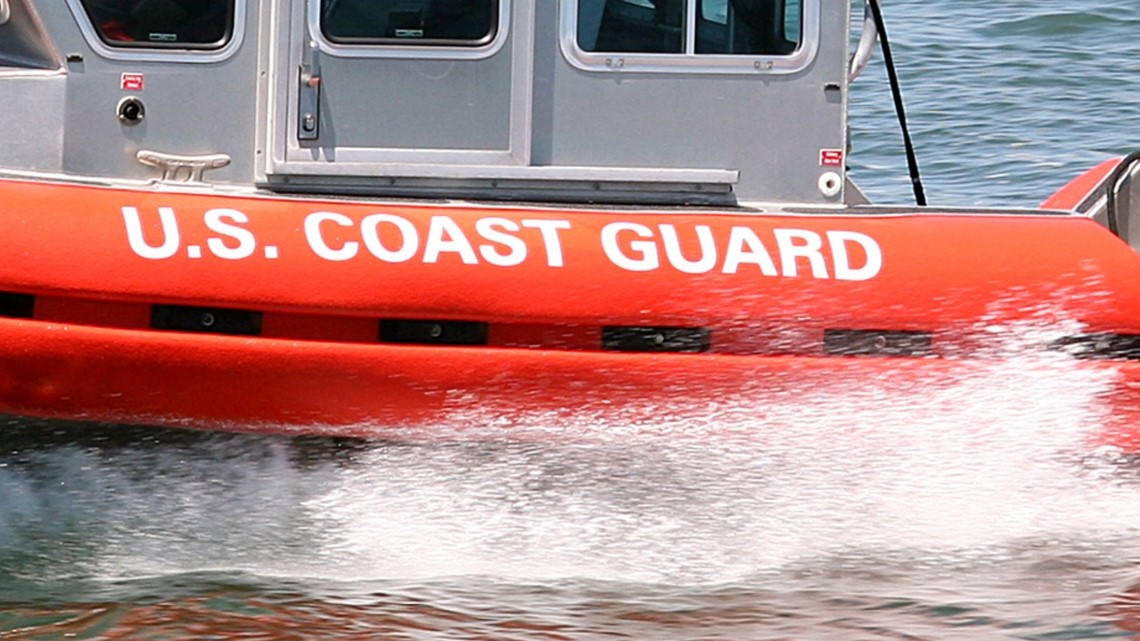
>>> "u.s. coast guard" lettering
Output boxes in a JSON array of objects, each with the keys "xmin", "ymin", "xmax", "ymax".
[{"xmin": 122, "ymin": 206, "xmax": 882, "ymax": 281}]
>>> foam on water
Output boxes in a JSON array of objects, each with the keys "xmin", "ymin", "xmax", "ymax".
[
  {"xmin": 304, "ymin": 359, "xmax": 1137, "ymax": 584},
  {"xmin": 2, "ymin": 335, "xmax": 1138, "ymax": 603}
]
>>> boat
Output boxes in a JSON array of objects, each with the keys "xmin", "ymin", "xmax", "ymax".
[{"xmin": 2, "ymin": 0, "xmax": 1139, "ymax": 447}]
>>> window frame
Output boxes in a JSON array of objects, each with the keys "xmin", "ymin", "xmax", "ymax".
[
  {"xmin": 65, "ymin": 0, "xmax": 245, "ymax": 63},
  {"xmin": 560, "ymin": 0, "xmax": 819, "ymax": 74},
  {"xmin": 310, "ymin": 0, "xmax": 510, "ymax": 60}
]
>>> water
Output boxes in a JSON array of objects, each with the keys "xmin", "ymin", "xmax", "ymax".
[
  {"xmin": 5, "ymin": 1, "xmax": 1140, "ymax": 639},
  {"xmin": 849, "ymin": 0, "xmax": 1140, "ymax": 207}
]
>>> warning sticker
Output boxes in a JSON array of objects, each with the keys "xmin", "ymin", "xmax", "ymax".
[
  {"xmin": 121, "ymin": 73, "xmax": 144, "ymax": 91},
  {"xmin": 820, "ymin": 149, "xmax": 844, "ymax": 167}
]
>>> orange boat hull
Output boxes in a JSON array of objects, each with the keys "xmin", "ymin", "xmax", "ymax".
[{"xmin": 3, "ymin": 176, "xmax": 1140, "ymax": 449}]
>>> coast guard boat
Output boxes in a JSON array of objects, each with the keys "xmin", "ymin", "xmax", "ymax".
[{"xmin": 1, "ymin": 0, "xmax": 1139, "ymax": 446}]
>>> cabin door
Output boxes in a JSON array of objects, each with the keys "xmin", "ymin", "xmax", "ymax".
[{"xmin": 264, "ymin": 0, "xmax": 530, "ymax": 183}]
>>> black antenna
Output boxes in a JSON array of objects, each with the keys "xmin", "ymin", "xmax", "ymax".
[{"xmin": 865, "ymin": 0, "xmax": 927, "ymax": 206}]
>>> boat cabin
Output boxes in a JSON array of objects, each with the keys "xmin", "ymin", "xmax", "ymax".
[{"xmin": 0, "ymin": 0, "xmax": 851, "ymax": 205}]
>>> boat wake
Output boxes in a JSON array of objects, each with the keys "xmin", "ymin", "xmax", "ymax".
[
  {"xmin": 2, "ymin": 338, "xmax": 1140, "ymax": 639},
  {"xmin": 1, "ymin": 335, "xmax": 1137, "ymax": 589}
]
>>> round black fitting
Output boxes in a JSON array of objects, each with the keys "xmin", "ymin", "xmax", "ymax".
[{"xmin": 117, "ymin": 97, "xmax": 145, "ymax": 125}]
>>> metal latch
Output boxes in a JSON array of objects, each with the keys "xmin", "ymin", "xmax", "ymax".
[
  {"xmin": 298, "ymin": 39, "xmax": 321, "ymax": 141},
  {"xmin": 136, "ymin": 149, "xmax": 231, "ymax": 182}
]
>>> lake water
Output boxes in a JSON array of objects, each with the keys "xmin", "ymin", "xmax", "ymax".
[{"xmin": 5, "ymin": 1, "xmax": 1140, "ymax": 639}]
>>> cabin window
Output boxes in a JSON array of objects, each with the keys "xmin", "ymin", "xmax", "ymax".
[
  {"xmin": 321, "ymin": 0, "xmax": 498, "ymax": 46},
  {"xmin": 572, "ymin": 0, "xmax": 812, "ymax": 71},
  {"xmin": 77, "ymin": 0, "xmax": 234, "ymax": 49},
  {"xmin": 579, "ymin": 0, "xmax": 800, "ymax": 55}
]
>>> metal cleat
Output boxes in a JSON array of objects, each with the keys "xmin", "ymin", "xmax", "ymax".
[{"xmin": 135, "ymin": 150, "xmax": 231, "ymax": 183}]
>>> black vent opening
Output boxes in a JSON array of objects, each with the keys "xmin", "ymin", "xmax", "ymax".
[
  {"xmin": 824, "ymin": 330, "xmax": 932, "ymax": 357},
  {"xmin": 602, "ymin": 326, "xmax": 711, "ymax": 353},
  {"xmin": 151, "ymin": 305, "xmax": 262, "ymax": 336},
  {"xmin": 1051, "ymin": 333, "xmax": 1140, "ymax": 360},
  {"xmin": 0, "ymin": 292, "xmax": 34, "ymax": 318},
  {"xmin": 380, "ymin": 320, "xmax": 489, "ymax": 346}
]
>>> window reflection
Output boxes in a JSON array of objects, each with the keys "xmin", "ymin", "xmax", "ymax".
[
  {"xmin": 579, "ymin": 0, "xmax": 801, "ymax": 55},
  {"xmin": 79, "ymin": 0, "xmax": 232, "ymax": 48},
  {"xmin": 322, "ymin": 0, "xmax": 497, "ymax": 45}
]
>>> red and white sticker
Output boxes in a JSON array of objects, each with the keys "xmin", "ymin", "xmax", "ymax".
[
  {"xmin": 120, "ymin": 73, "xmax": 144, "ymax": 91},
  {"xmin": 819, "ymin": 149, "xmax": 844, "ymax": 167}
]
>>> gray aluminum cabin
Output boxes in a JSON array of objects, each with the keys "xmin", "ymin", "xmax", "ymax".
[{"xmin": 0, "ymin": 0, "xmax": 858, "ymax": 207}]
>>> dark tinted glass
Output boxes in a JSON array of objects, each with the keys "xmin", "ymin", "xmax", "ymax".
[
  {"xmin": 579, "ymin": 0, "xmax": 801, "ymax": 55},
  {"xmin": 580, "ymin": 0, "xmax": 684, "ymax": 53},
  {"xmin": 696, "ymin": 0, "xmax": 801, "ymax": 54},
  {"xmin": 322, "ymin": 0, "xmax": 497, "ymax": 45},
  {"xmin": 80, "ymin": 0, "xmax": 233, "ymax": 48}
]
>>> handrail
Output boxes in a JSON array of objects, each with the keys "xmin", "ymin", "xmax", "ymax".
[
  {"xmin": 1105, "ymin": 150, "xmax": 1140, "ymax": 237},
  {"xmin": 848, "ymin": 1, "xmax": 877, "ymax": 82}
]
